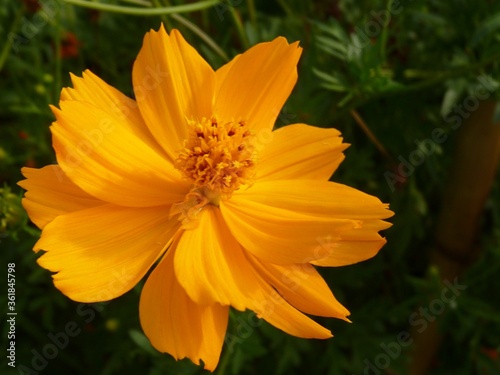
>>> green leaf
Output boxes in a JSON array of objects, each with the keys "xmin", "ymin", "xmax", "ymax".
[
  {"xmin": 129, "ymin": 329, "xmax": 158, "ymax": 356},
  {"xmin": 471, "ymin": 12, "xmax": 500, "ymax": 46},
  {"xmin": 314, "ymin": 19, "xmax": 349, "ymax": 42},
  {"xmin": 312, "ymin": 68, "xmax": 348, "ymax": 92},
  {"xmin": 440, "ymin": 79, "xmax": 468, "ymax": 117},
  {"xmin": 316, "ymin": 35, "xmax": 348, "ymax": 60}
]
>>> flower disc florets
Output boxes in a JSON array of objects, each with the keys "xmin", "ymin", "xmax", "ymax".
[{"xmin": 175, "ymin": 117, "xmax": 255, "ymax": 200}]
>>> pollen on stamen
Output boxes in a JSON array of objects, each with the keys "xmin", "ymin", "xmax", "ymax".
[{"xmin": 175, "ymin": 117, "xmax": 256, "ymax": 200}]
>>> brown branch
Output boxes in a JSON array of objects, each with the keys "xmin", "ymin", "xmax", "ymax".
[
  {"xmin": 408, "ymin": 100, "xmax": 500, "ymax": 375},
  {"xmin": 350, "ymin": 109, "xmax": 395, "ymax": 164}
]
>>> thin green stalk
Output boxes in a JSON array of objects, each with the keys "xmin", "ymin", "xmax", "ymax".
[
  {"xmin": 396, "ymin": 55, "xmax": 500, "ymax": 94},
  {"xmin": 170, "ymin": 13, "xmax": 229, "ymax": 62},
  {"xmin": 214, "ymin": 347, "xmax": 230, "ymax": 375},
  {"xmin": 0, "ymin": 6, "xmax": 24, "ymax": 72},
  {"xmin": 61, "ymin": 0, "xmax": 220, "ymax": 15},
  {"xmin": 379, "ymin": 0, "xmax": 394, "ymax": 63},
  {"xmin": 247, "ymin": 0, "xmax": 257, "ymax": 29},
  {"xmin": 404, "ymin": 69, "xmax": 447, "ymax": 79},
  {"xmin": 120, "ymin": 0, "xmax": 152, "ymax": 5},
  {"xmin": 215, "ymin": 309, "xmax": 238, "ymax": 375},
  {"xmin": 53, "ymin": 16, "xmax": 62, "ymax": 104},
  {"xmin": 229, "ymin": 6, "xmax": 249, "ymax": 49},
  {"xmin": 276, "ymin": 0, "xmax": 293, "ymax": 17}
]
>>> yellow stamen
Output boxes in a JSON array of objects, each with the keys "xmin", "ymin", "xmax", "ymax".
[{"xmin": 173, "ymin": 117, "xmax": 256, "ymax": 227}]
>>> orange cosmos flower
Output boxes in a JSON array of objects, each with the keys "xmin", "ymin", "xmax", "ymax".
[{"xmin": 19, "ymin": 25, "xmax": 393, "ymax": 371}]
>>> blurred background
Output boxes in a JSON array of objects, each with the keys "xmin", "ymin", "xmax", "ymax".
[{"xmin": 1, "ymin": 0, "xmax": 500, "ymax": 374}]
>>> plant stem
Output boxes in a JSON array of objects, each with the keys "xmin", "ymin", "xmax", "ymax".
[
  {"xmin": 350, "ymin": 109, "xmax": 394, "ymax": 165},
  {"xmin": 120, "ymin": 0, "xmax": 152, "ymax": 6},
  {"xmin": 0, "ymin": 5, "xmax": 23, "ymax": 72},
  {"xmin": 409, "ymin": 100, "xmax": 500, "ymax": 375},
  {"xmin": 60, "ymin": 0, "xmax": 219, "ymax": 15},
  {"xmin": 53, "ymin": 14, "xmax": 62, "ymax": 104},
  {"xmin": 229, "ymin": 6, "xmax": 249, "ymax": 49},
  {"xmin": 247, "ymin": 0, "xmax": 257, "ymax": 29},
  {"xmin": 276, "ymin": 0, "xmax": 293, "ymax": 17},
  {"xmin": 170, "ymin": 13, "xmax": 229, "ymax": 61},
  {"xmin": 379, "ymin": 0, "xmax": 394, "ymax": 64}
]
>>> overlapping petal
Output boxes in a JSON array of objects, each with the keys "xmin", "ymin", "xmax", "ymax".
[
  {"xmin": 35, "ymin": 204, "xmax": 179, "ymax": 302},
  {"xmin": 256, "ymin": 124, "xmax": 348, "ymax": 181},
  {"xmin": 238, "ymin": 180, "xmax": 393, "ymax": 220},
  {"xmin": 222, "ymin": 180, "xmax": 392, "ymax": 265},
  {"xmin": 214, "ymin": 54, "xmax": 239, "ymax": 95},
  {"xmin": 174, "ymin": 205, "xmax": 257, "ymax": 310},
  {"xmin": 174, "ymin": 206, "xmax": 333, "ymax": 339},
  {"xmin": 311, "ymin": 220, "xmax": 391, "ymax": 266},
  {"xmin": 51, "ymin": 100, "xmax": 188, "ymax": 207},
  {"xmin": 221, "ymin": 190, "xmax": 361, "ymax": 265},
  {"xmin": 214, "ymin": 37, "xmax": 301, "ymax": 135},
  {"xmin": 247, "ymin": 255, "xmax": 350, "ymax": 319},
  {"xmin": 140, "ymin": 246, "xmax": 228, "ymax": 371},
  {"xmin": 247, "ymin": 277, "xmax": 333, "ymax": 339},
  {"xmin": 60, "ymin": 70, "xmax": 167, "ymax": 158},
  {"xmin": 18, "ymin": 165, "xmax": 103, "ymax": 229},
  {"xmin": 133, "ymin": 26, "xmax": 215, "ymax": 162}
]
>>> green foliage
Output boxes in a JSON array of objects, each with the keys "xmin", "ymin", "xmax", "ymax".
[{"xmin": 1, "ymin": 0, "xmax": 500, "ymax": 374}]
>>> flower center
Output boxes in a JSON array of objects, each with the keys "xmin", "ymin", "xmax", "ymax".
[{"xmin": 172, "ymin": 117, "xmax": 255, "ymax": 227}]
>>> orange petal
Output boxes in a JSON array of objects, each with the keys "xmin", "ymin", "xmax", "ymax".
[
  {"xmin": 35, "ymin": 204, "xmax": 179, "ymax": 302},
  {"xmin": 238, "ymin": 180, "xmax": 394, "ymax": 220},
  {"xmin": 311, "ymin": 220, "xmax": 391, "ymax": 266},
  {"xmin": 220, "ymin": 190, "xmax": 361, "ymax": 265},
  {"xmin": 60, "ymin": 70, "xmax": 167, "ymax": 158},
  {"xmin": 214, "ymin": 37, "xmax": 301, "ymax": 134},
  {"xmin": 256, "ymin": 124, "xmax": 348, "ymax": 181},
  {"xmin": 132, "ymin": 26, "xmax": 215, "ymax": 162},
  {"xmin": 214, "ymin": 53, "xmax": 239, "ymax": 96},
  {"xmin": 223, "ymin": 180, "xmax": 392, "ymax": 265},
  {"xmin": 246, "ymin": 275, "xmax": 333, "ymax": 339},
  {"xmin": 51, "ymin": 100, "xmax": 188, "ymax": 207},
  {"xmin": 140, "ymin": 247, "xmax": 228, "ymax": 371},
  {"xmin": 18, "ymin": 165, "xmax": 103, "ymax": 229},
  {"xmin": 174, "ymin": 205, "xmax": 258, "ymax": 310},
  {"xmin": 173, "ymin": 205, "xmax": 332, "ymax": 339},
  {"xmin": 248, "ymin": 255, "xmax": 350, "ymax": 320}
]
